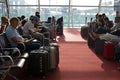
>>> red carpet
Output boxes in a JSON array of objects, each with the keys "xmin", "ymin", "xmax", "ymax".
[
  {"xmin": 6, "ymin": 28, "xmax": 120, "ymax": 80},
  {"xmin": 57, "ymin": 28, "xmax": 86, "ymax": 42}
]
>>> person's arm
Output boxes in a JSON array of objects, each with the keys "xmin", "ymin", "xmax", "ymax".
[
  {"xmin": 12, "ymin": 36, "xmax": 33, "ymax": 44},
  {"xmin": 12, "ymin": 36, "xmax": 23, "ymax": 44},
  {"xmin": 29, "ymin": 28, "xmax": 41, "ymax": 34}
]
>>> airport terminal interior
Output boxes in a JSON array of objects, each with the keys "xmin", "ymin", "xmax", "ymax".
[{"xmin": 1, "ymin": 0, "xmax": 120, "ymax": 80}]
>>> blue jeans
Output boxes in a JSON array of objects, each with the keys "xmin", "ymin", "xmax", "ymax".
[{"xmin": 17, "ymin": 41, "xmax": 41, "ymax": 52}]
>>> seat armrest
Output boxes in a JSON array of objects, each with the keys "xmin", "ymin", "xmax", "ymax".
[
  {"xmin": 1, "ymin": 48, "xmax": 21, "ymax": 58},
  {"xmin": 0, "ymin": 55, "xmax": 14, "ymax": 67}
]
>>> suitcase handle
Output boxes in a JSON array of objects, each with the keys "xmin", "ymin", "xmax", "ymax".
[{"xmin": 41, "ymin": 33, "xmax": 50, "ymax": 50}]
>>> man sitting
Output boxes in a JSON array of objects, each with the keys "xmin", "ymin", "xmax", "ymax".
[
  {"xmin": 23, "ymin": 16, "xmax": 50, "ymax": 46},
  {"xmin": 5, "ymin": 17, "xmax": 41, "ymax": 52}
]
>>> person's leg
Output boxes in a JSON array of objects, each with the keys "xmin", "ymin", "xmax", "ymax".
[
  {"xmin": 88, "ymin": 29, "xmax": 99, "ymax": 40},
  {"xmin": 17, "ymin": 43, "xmax": 25, "ymax": 53},
  {"xmin": 100, "ymin": 33, "xmax": 120, "ymax": 42},
  {"xmin": 24, "ymin": 42, "xmax": 41, "ymax": 52},
  {"xmin": 31, "ymin": 32, "xmax": 44, "ymax": 41}
]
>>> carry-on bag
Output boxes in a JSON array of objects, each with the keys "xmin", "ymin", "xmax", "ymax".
[
  {"xmin": 103, "ymin": 41, "xmax": 114, "ymax": 59},
  {"xmin": 50, "ymin": 43, "xmax": 59, "ymax": 65},
  {"xmin": 28, "ymin": 49, "xmax": 49, "ymax": 77}
]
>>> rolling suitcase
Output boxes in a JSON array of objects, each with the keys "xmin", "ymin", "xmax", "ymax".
[
  {"xmin": 95, "ymin": 39, "xmax": 105, "ymax": 55},
  {"xmin": 28, "ymin": 49, "xmax": 49, "ymax": 77},
  {"xmin": 39, "ymin": 42, "xmax": 59, "ymax": 71},
  {"xmin": 50, "ymin": 43, "xmax": 59, "ymax": 65},
  {"xmin": 80, "ymin": 26, "xmax": 89, "ymax": 40},
  {"xmin": 103, "ymin": 41, "xmax": 114, "ymax": 59},
  {"xmin": 49, "ymin": 46, "xmax": 57, "ymax": 70},
  {"xmin": 45, "ymin": 43, "xmax": 59, "ymax": 71}
]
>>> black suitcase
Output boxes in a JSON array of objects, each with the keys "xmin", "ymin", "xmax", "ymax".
[
  {"xmin": 80, "ymin": 26, "xmax": 89, "ymax": 40},
  {"xmin": 95, "ymin": 39, "xmax": 105, "ymax": 55},
  {"xmin": 28, "ymin": 49, "xmax": 49, "ymax": 77}
]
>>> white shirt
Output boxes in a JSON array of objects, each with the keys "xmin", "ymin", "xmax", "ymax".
[{"xmin": 23, "ymin": 20, "xmax": 34, "ymax": 36}]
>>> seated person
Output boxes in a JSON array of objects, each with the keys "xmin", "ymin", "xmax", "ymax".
[
  {"xmin": 23, "ymin": 16, "xmax": 50, "ymax": 45},
  {"xmin": 0, "ymin": 16, "xmax": 9, "ymax": 34},
  {"xmin": 88, "ymin": 17, "xmax": 120, "ymax": 43},
  {"xmin": 111, "ymin": 17, "xmax": 120, "ymax": 31},
  {"xmin": 5, "ymin": 17, "xmax": 41, "ymax": 52},
  {"xmin": 23, "ymin": 16, "xmax": 44, "ymax": 40}
]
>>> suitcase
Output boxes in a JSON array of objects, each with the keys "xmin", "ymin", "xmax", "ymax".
[
  {"xmin": 80, "ymin": 26, "xmax": 89, "ymax": 40},
  {"xmin": 114, "ymin": 42, "xmax": 120, "ymax": 60},
  {"xmin": 43, "ymin": 43, "xmax": 59, "ymax": 71},
  {"xmin": 49, "ymin": 46, "xmax": 57, "ymax": 70},
  {"xmin": 50, "ymin": 43, "xmax": 59, "ymax": 65},
  {"xmin": 28, "ymin": 49, "xmax": 49, "ymax": 76},
  {"xmin": 87, "ymin": 35, "xmax": 95, "ymax": 49},
  {"xmin": 95, "ymin": 39, "xmax": 105, "ymax": 55},
  {"xmin": 103, "ymin": 41, "xmax": 114, "ymax": 59},
  {"xmin": 39, "ymin": 42, "xmax": 59, "ymax": 71}
]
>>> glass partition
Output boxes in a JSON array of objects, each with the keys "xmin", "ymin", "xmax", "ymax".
[
  {"xmin": 9, "ymin": 0, "xmax": 38, "ymax": 5},
  {"xmin": 40, "ymin": 7, "xmax": 68, "ymax": 27},
  {"xmin": 70, "ymin": 7, "xmax": 98, "ymax": 27},
  {"xmin": 40, "ymin": 0, "xmax": 69, "ymax": 5},
  {"xmin": 101, "ymin": 0, "xmax": 114, "ymax": 6},
  {"xmin": 71, "ymin": 0, "xmax": 99, "ymax": 6},
  {"xmin": 9, "ymin": 6, "xmax": 38, "ymax": 18},
  {"xmin": 8, "ymin": 0, "xmax": 116, "ymax": 28},
  {"xmin": 0, "ymin": 2, "xmax": 7, "ymax": 24}
]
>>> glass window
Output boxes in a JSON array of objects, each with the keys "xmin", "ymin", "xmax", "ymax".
[
  {"xmin": 101, "ymin": 0, "xmax": 114, "ymax": 6},
  {"xmin": 71, "ymin": 0, "xmax": 99, "ymax": 6},
  {"xmin": 40, "ymin": 0, "xmax": 69, "ymax": 5},
  {"xmin": 100, "ymin": 7, "xmax": 115, "ymax": 20},
  {"xmin": 114, "ymin": 0, "xmax": 120, "ymax": 11},
  {"xmin": 9, "ymin": 0, "xmax": 38, "ymax": 5},
  {"xmin": 40, "ymin": 0, "xmax": 49, "ymax": 5},
  {"xmin": 40, "ymin": 7, "xmax": 68, "ymax": 27},
  {"xmin": 7, "ymin": 0, "xmax": 115, "ymax": 28},
  {"xmin": 0, "ymin": 2, "xmax": 7, "ymax": 24},
  {"xmin": 70, "ymin": 7, "xmax": 98, "ymax": 27},
  {"xmin": 9, "ymin": 6, "xmax": 38, "ymax": 19}
]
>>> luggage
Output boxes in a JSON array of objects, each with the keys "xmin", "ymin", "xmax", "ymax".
[
  {"xmin": 49, "ymin": 46, "xmax": 57, "ymax": 70},
  {"xmin": 114, "ymin": 42, "xmax": 120, "ymax": 60},
  {"xmin": 50, "ymin": 43, "xmax": 59, "ymax": 65},
  {"xmin": 80, "ymin": 26, "xmax": 89, "ymax": 40},
  {"xmin": 28, "ymin": 49, "xmax": 49, "ymax": 76},
  {"xmin": 87, "ymin": 35, "xmax": 95, "ymax": 49},
  {"xmin": 103, "ymin": 41, "xmax": 115, "ymax": 59},
  {"xmin": 49, "ymin": 43, "xmax": 59, "ymax": 70},
  {"xmin": 95, "ymin": 39, "xmax": 105, "ymax": 55}
]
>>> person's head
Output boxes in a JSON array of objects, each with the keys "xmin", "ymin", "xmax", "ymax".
[
  {"xmin": 102, "ymin": 13, "xmax": 106, "ymax": 19},
  {"xmin": 114, "ymin": 17, "xmax": 120, "ymax": 24},
  {"xmin": 21, "ymin": 15, "xmax": 25, "ymax": 20},
  {"xmin": 95, "ymin": 13, "xmax": 99, "ymax": 19},
  {"xmin": 35, "ymin": 12, "xmax": 39, "ymax": 15},
  {"xmin": 31, "ymin": 16, "xmax": 39, "ymax": 24},
  {"xmin": 1, "ymin": 16, "xmax": 9, "ymax": 25},
  {"xmin": 97, "ymin": 14, "xmax": 103, "ymax": 21},
  {"xmin": 10, "ymin": 17, "xmax": 20, "ymax": 28},
  {"xmin": 104, "ymin": 17, "xmax": 109, "ymax": 23},
  {"xmin": 35, "ymin": 12, "xmax": 40, "ymax": 18},
  {"xmin": 17, "ymin": 17, "xmax": 21, "ymax": 21},
  {"xmin": 29, "ymin": 15, "xmax": 34, "ymax": 20}
]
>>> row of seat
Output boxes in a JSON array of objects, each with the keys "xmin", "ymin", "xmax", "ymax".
[
  {"xmin": 0, "ymin": 32, "xmax": 29, "ymax": 80},
  {"xmin": 80, "ymin": 22, "xmax": 120, "ymax": 61}
]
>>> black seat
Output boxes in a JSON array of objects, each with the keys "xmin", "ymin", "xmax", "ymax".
[{"xmin": 0, "ymin": 33, "xmax": 27, "ymax": 80}]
